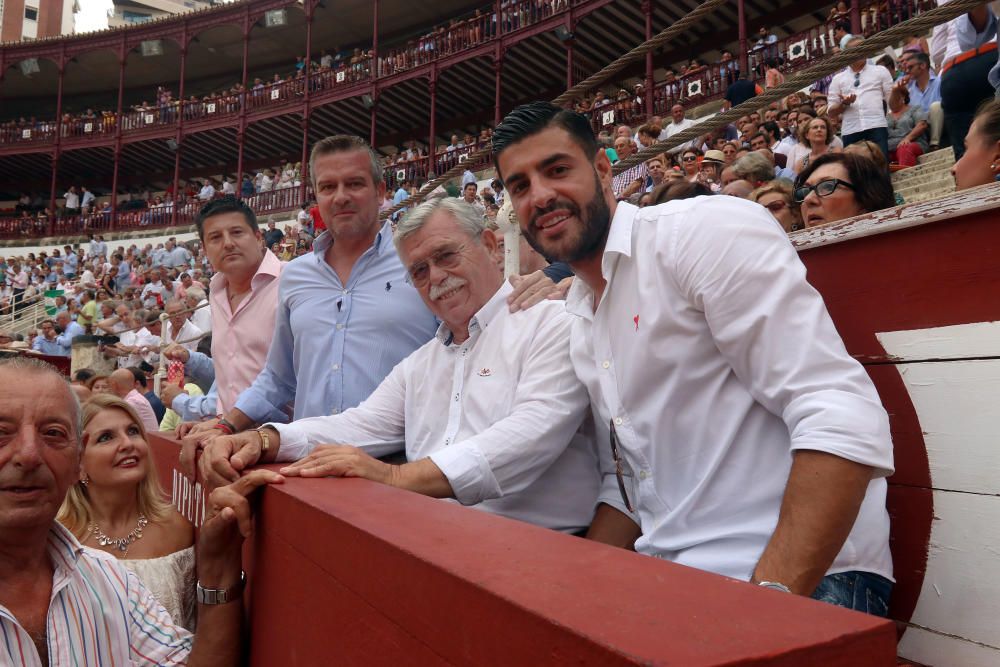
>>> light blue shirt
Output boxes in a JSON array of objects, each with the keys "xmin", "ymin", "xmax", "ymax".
[
  {"xmin": 164, "ymin": 246, "xmax": 191, "ymax": 269},
  {"xmin": 151, "ymin": 248, "xmax": 167, "ymax": 267},
  {"xmin": 55, "ymin": 320, "xmax": 84, "ymax": 355},
  {"xmin": 907, "ymin": 71, "xmax": 941, "ymax": 113},
  {"xmin": 958, "ymin": 10, "xmax": 1000, "ymax": 92},
  {"xmin": 116, "ymin": 261, "xmax": 131, "ymax": 291},
  {"xmin": 173, "ymin": 383, "xmax": 218, "ymax": 422},
  {"xmin": 234, "ymin": 222, "xmax": 438, "ymax": 421},
  {"xmin": 63, "ymin": 252, "xmax": 78, "ymax": 276},
  {"xmin": 32, "ymin": 336, "xmax": 64, "ymax": 356}
]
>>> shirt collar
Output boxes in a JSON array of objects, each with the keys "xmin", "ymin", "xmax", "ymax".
[
  {"xmin": 47, "ymin": 521, "xmax": 84, "ymax": 574},
  {"xmin": 565, "ymin": 202, "xmax": 639, "ymax": 318},
  {"xmin": 252, "ymin": 249, "xmax": 282, "ymax": 285},
  {"xmin": 311, "ymin": 220, "xmax": 393, "ymax": 263},
  {"xmin": 435, "ymin": 281, "xmax": 511, "ymax": 346}
]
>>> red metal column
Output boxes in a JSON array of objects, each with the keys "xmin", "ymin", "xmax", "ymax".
[
  {"xmin": 369, "ymin": 96, "xmax": 378, "ymax": 147},
  {"xmin": 48, "ymin": 49, "xmax": 66, "ymax": 234},
  {"xmin": 236, "ymin": 11, "xmax": 250, "ymax": 199},
  {"xmin": 643, "ymin": 0, "xmax": 653, "ymax": 117},
  {"xmin": 371, "ymin": 0, "xmax": 379, "ymax": 77},
  {"xmin": 111, "ymin": 36, "xmax": 126, "ymax": 230},
  {"xmin": 850, "ymin": 0, "xmax": 862, "ymax": 35},
  {"xmin": 738, "ymin": 0, "xmax": 749, "ymax": 78},
  {"xmin": 428, "ymin": 68, "xmax": 437, "ymax": 175},
  {"xmin": 565, "ymin": 37, "xmax": 574, "ymax": 91},
  {"xmin": 173, "ymin": 31, "xmax": 187, "ymax": 227},
  {"xmin": 493, "ymin": 49, "xmax": 503, "ymax": 126},
  {"xmin": 300, "ymin": 114, "xmax": 310, "ymax": 204}
]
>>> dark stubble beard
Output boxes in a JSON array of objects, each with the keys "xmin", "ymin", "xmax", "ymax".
[{"xmin": 521, "ymin": 171, "xmax": 611, "ymax": 265}]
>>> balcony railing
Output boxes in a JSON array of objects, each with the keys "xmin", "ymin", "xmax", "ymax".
[
  {"xmin": 0, "ymin": 187, "xmax": 310, "ymax": 240},
  {"xmin": 0, "ymin": 0, "xmax": 579, "ymax": 150}
]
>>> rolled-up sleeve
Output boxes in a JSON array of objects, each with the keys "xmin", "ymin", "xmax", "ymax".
[{"xmin": 672, "ymin": 199, "xmax": 894, "ymax": 477}]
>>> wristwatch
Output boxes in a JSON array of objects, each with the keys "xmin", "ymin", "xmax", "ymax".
[{"xmin": 196, "ymin": 570, "xmax": 246, "ymax": 605}]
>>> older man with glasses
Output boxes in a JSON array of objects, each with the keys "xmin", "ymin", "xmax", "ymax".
[{"xmin": 200, "ymin": 198, "xmax": 600, "ymax": 535}]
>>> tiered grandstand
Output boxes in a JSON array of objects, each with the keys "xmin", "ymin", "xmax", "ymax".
[{"xmin": 1, "ymin": 0, "xmax": 929, "ymax": 238}]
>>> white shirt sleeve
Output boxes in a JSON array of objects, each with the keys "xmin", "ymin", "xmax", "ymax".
[
  {"xmin": 268, "ymin": 360, "xmax": 408, "ymax": 462},
  {"xmin": 669, "ymin": 201, "xmax": 894, "ymax": 476},
  {"xmin": 428, "ymin": 312, "xmax": 590, "ymax": 506},
  {"xmin": 827, "ymin": 73, "xmax": 844, "ymax": 108}
]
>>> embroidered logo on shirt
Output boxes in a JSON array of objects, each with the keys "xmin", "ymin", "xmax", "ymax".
[
  {"xmin": 634, "ymin": 314, "xmax": 640, "ymax": 331},
  {"xmin": 385, "ymin": 281, "xmax": 392, "ymax": 292},
  {"xmin": 477, "ymin": 368, "xmax": 492, "ymax": 377}
]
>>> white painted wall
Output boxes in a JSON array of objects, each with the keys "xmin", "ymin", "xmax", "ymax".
[{"xmin": 878, "ymin": 322, "xmax": 1000, "ymax": 666}]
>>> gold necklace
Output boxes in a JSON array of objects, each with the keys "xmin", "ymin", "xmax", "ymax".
[{"xmin": 88, "ymin": 513, "xmax": 148, "ymax": 556}]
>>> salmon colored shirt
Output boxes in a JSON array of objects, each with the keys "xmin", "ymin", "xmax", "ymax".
[{"xmin": 209, "ymin": 249, "xmax": 283, "ymax": 415}]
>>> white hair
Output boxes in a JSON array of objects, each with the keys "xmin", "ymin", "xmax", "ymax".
[{"xmin": 394, "ymin": 198, "xmax": 486, "ymax": 251}]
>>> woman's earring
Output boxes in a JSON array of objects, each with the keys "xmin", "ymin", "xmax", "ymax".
[{"xmin": 80, "ymin": 474, "xmax": 90, "ymax": 486}]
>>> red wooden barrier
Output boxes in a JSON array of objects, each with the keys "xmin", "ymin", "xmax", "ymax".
[{"xmin": 147, "ymin": 434, "xmax": 895, "ymax": 666}]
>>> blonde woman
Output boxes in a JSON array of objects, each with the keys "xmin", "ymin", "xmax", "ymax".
[
  {"xmin": 749, "ymin": 180, "xmax": 804, "ymax": 233},
  {"xmin": 59, "ymin": 394, "xmax": 196, "ymax": 629}
]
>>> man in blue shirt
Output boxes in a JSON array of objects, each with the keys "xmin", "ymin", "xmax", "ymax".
[
  {"xmin": 184, "ymin": 135, "xmax": 437, "ymax": 446},
  {"xmin": 62, "ymin": 245, "xmax": 78, "ymax": 278},
  {"xmin": 54, "ymin": 311, "xmax": 84, "ymax": 356},
  {"xmin": 31, "ymin": 320, "xmax": 64, "ymax": 356},
  {"xmin": 902, "ymin": 52, "xmax": 943, "ymax": 149}
]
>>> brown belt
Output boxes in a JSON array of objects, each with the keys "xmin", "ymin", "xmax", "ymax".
[{"xmin": 940, "ymin": 41, "xmax": 997, "ymax": 77}]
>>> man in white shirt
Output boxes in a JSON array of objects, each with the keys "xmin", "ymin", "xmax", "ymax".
[
  {"xmin": 199, "ymin": 198, "xmax": 600, "ymax": 534},
  {"xmin": 63, "ymin": 186, "xmax": 80, "ymax": 213},
  {"xmin": 492, "ymin": 101, "xmax": 894, "ymax": 616},
  {"xmin": 164, "ymin": 298, "xmax": 204, "ymax": 353},
  {"xmin": 139, "ymin": 268, "xmax": 174, "ymax": 308},
  {"xmin": 198, "ymin": 180, "xmax": 216, "ymax": 202},
  {"xmin": 828, "ymin": 36, "xmax": 893, "ymax": 163},
  {"xmin": 662, "ymin": 104, "xmax": 696, "ymax": 155}
]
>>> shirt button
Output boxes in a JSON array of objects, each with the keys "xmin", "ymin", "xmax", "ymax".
[
  {"xmin": 331, "ymin": 407, "xmax": 339, "ymax": 415},
  {"xmin": 332, "ymin": 363, "xmax": 340, "ymax": 371},
  {"xmin": 454, "ymin": 393, "xmax": 460, "ymax": 402},
  {"xmin": 639, "ymin": 470, "xmax": 649, "ymax": 480},
  {"xmin": 336, "ymin": 323, "xmax": 344, "ymax": 330},
  {"xmin": 601, "ymin": 360, "xmax": 610, "ymax": 369},
  {"xmin": 614, "ymin": 417, "xmax": 623, "ymax": 426}
]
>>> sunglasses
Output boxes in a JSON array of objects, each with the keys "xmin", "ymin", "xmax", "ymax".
[
  {"xmin": 682, "ymin": 155, "xmax": 698, "ymax": 162},
  {"xmin": 609, "ymin": 420, "xmax": 634, "ymax": 513},
  {"xmin": 794, "ymin": 178, "xmax": 855, "ymax": 202},
  {"xmin": 853, "ymin": 72, "xmax": 861, "ymax": 87}
]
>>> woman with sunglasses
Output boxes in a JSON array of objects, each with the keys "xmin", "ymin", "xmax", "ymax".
[
  {"xmin": 680, "ymin": 147, "xmax": 703, "ymax": 182},
  {"xmin": 793, "ymin": 153, "xmax": 896, "ymax": 227},
  {"xmin": 749, "ymin": 181, "xmax": 804, "ymax": 232}
]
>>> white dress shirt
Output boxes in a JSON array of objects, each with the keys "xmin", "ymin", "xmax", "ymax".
[
  {"xmin": 828, "ymin": 63, "xmax": 893, "ymax": 135},
  {"xmin": 566, "ymin": 199, "xmax": 894, "ymax": 582},
  {"xmin": 164, "ymin": 319, "xmax": 204, "ymax": 352},
  {"xmin": 663, "ymin": 117, "xmax": 696, "ymax": 154},
  {"xmin": 190, "ymin": 298, "xmax": 212, "ymax": 333},
  {"xmin": 270, "ymin": 282, "xmax": 600, "ymax": 533}
]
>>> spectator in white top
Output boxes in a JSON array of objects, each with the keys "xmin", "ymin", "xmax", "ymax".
[
  {"xmin": 139, "ymin": 268, "xmax": 174, "ymax": 308},
  {"xmin": 461, "ymin": 182, "xmax": 486, "ymax": 217},
  {"xmin": 185, "ymin": 286, "xmax": 212, "ymax": 334},
  {"xmin": 199, "ymin": 198, "xmax": 600, "ymax": 534},
  {"xmin": 63, "ymin": 186, "xmax": 80, "ymax": 213},
  {"xmin": 164, "ymin": 298, "xmax": 204, "ymax": 353},
  {"xmin": 221, "ymin": 178, "xmax": 236, "ymax": 195},
  {"xmin": 198, "ymin": 180, "xmax": 216, "ymax": 202},
  {"xmin": 493, "ymin": 101, "xmax": 894, "ymax": 616},
  {"xmin": 828, "ymin": 37, "xmax": 894, "ymax": 165},
  {"xmin": 663, "ymin": 104, "xmax": 696, "ymax": 155}
]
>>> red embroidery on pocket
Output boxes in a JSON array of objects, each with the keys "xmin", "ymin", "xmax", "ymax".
[{"xmin": 634, "ymin": 314, "xmax": 639, "ymax": 331}]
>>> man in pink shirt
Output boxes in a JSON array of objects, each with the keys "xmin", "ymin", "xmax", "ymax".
[
  {"xmin": 177, "ymin": 196, "xmax": 284, "ymax": 473},
  {"xmin": 108, "ymin": 368, "xmax": 160, "ymax": 433}
]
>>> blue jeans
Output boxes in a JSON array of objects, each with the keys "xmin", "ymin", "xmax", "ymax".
[
  {"xmin": 811, "ymin": 571, "xmax": 892, "ymax": 617},
  {"xmin": 842, "ymin": 127, "xmax": 890, "ymax": 171}
]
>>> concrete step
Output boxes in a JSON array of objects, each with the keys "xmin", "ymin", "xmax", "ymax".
[
  {"xmin": 916, "ymin": 147, "xmax": 955, "ymax": 165},
  {"xmin": 895, "ymin": 176, "xmax": 956, "ymax": 202},
  {"xmin": 892, "ymin": 167, "xmax": 955, "ymax": 188}
]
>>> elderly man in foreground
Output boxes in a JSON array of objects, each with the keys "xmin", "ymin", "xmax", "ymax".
[
  {"xmin": 0, "ymin": 356, "xmax": 280, "ymax": 665},
  {"xmin": 202, "ymin": 199, "xmax": 600, "ymax": 533}
]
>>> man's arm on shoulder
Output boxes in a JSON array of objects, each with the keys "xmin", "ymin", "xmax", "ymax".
[{"xmin": 672, "ymin": 199, "xmax": 892, "ymax": 594}]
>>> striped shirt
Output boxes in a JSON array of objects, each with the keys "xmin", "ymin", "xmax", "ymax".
[
  {"xmin": 234, "ymin": 221, "xmax": 438, "ymax": 420},
  {"xmin": 0, "ymin": 523, "xmax": 192, "ymax": 666},
  {"xmin": 612, "ymin": 163, "xmax": 648, "ymax": 198}
]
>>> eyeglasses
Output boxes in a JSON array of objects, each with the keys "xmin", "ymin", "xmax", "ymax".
[
  {"xmin": 794, "ymin": 178, "xmax": 855, "ymax": 202},
  {"xmin": 405, "ymin": 244, "xmax": 466, "ymax": 287},
  {"xmin": 609, "ymin": 420, "xmax": 634, "ymax": 513}
]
